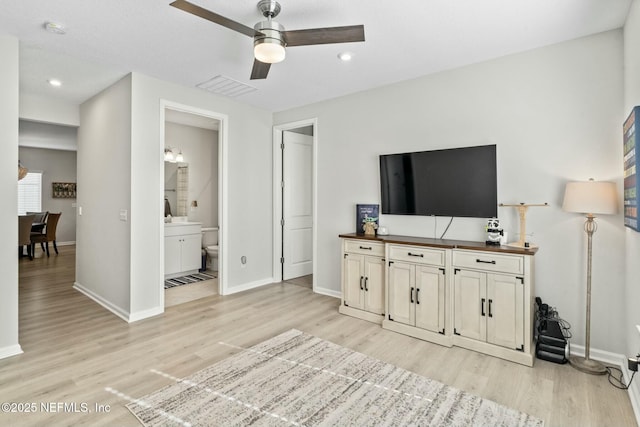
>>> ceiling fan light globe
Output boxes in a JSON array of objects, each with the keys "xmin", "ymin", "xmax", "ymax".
[{"xmin": 254, "ymin": 41, "xmax": 286, "ymax": 64}]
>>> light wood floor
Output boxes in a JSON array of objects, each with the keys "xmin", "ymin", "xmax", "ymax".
[{"xmin": 2, "ymin": 245, "xmax": 636, "ymax": 426}]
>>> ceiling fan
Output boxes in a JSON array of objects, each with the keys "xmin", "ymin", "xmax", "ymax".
[{"xmin": 169, "ymin": 0, "xmax": 365, "ymax": 80}]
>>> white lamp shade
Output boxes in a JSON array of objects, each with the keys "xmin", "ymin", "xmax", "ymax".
[{"xmin": 562, "ymin": 180, "xmax": 617, "ymax": 215}]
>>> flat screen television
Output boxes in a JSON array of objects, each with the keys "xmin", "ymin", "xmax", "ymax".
[{"xmin": 379, "ymin": 144, "xmax": 497, "ymax": 218}]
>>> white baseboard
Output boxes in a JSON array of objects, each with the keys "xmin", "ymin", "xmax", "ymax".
[
  {"xmin": 128, "ymin": 306, "xmax": 164, "ymax": 323},
  {"xmin": 0, "ymin": 344, "xmax": 23, "ymax": 360},
  {"xmin": 73, "ymin": 282, "xmax": 130, "ymax": 322},
  {"xmin": 313, "ymin": 286, "xmax": 340, "ymax": 299},
  {"xmin": 569, "ymin": 343, "xmax": 625, "ymax": 367},
  {"xmin": 223, "ymin": 277, "xmax": 275, "ymax": 295}
]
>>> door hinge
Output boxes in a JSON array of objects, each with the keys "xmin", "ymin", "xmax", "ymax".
[
  {"xmin": 344, "ymin": 302, "xmax": 349, "ymax": 307},
  {"xmin": 439, "ymin": 268, "xmax": 445, "ymax": 275},
  {"xmin": 516, "ymin": 344, "xmax": 524, "ymax": 352},
  {"xmin": 388, "ymin": 314, "xmax": 394, "ymax": 321},
  {"xmin": 388, "ymin": 260, "xmax": 394, "ymax": 267},
  {"xmin": 280, "ymin": 218, "xmax": 284, "ymax": 226},
  {"xmin": 454, "ymin": 328, "xmax": 460, "ymax": 336},
  {"xmin": 281, "ymin": 181, "xmax": 284, "ymax": 189},
  {"xmin": 281, "ymin": 142, "xmax": 284, "ymax": 150},
  {"xmin": 517, "ymin": 277, "xmax": 524, "ymax": 284},
  {"xmin": 454, "ymin": 268, "xmax": 460, "ymax": 274},
  {"xmin": 344, "ymin": 253, "xmax": 348, "ymax": 259},
  {"xmin": 439, "ymin": 328, "xmax": 445, "ymax": 335},
  {"xmin": 280, "ymin": 257, "xmax": 284, "ymax": 264}
]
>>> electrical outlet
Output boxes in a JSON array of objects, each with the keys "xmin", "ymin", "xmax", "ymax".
[{"xmin": 628, "ymin": 356, "xmax": 639, "ymax": 372}]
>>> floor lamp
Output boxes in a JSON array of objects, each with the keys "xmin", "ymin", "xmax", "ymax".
[{"xmin": 562, "ymin": 178, "xmax": 617, "ymax": 375}]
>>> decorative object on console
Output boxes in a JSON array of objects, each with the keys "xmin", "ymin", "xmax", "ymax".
[
  {"xmin": 377, "ymin": 225, "xmax": 389, "ymax": 235},
  {"xmin": 355, "ymin": 204, "xmax": 379, "ymax": 235},
  {"xmin": 499, "ymin": 202, "xmax": 549, "ymax": 248},
  {"xmin": 623, "ymin": 106, "xmax": 639, "ymax": 231},
  {"xmin": 485, "ymin": 218, "xmax": 503, "ymax": 245},
  {"xmin": 563, "ymin": 178, "xmax": 617, "ymax": 375}
]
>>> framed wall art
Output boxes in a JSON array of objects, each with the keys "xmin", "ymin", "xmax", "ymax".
[{"xmin": 52, "ymin": 182, "xmax": 77, "ymax": 199}]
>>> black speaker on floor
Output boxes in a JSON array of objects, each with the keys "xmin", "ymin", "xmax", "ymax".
[{"xmin": 536, "ymin": 319, "xmax": 568, "ymax": 364}]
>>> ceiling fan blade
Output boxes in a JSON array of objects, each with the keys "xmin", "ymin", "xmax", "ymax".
[
  {"xmin": 170, "ymin": 0, "xmax": 259, "ymax": 38},
  {"xmin": 250, "ymin": 59, "xmax": 271, "ymax": 80},
  {"xmin": 283, "ymin": 25, "xmax": 365, "ymax": 47}
]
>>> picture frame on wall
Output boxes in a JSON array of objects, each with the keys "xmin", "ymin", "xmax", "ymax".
[{"xmin": 52, "ymin": 182, "xmax": 77, "ymax": 199}]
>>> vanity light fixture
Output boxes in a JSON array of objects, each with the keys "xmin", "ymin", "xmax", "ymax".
[
  {"xmin": 164, "ymin": 148, "xmax": 175, "ymax": 163},
  {"xmin": 175, "ymin": 150, "xmax": 184, "ymax": 162}
]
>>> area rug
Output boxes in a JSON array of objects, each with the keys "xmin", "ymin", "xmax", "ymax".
[
  {"xmin": 164, "ymin": 272, "xmax": 216, "ymax": 289},
  {"xmin": 127, "ymin": 329, "xmax": 543, "ymax": 426}
]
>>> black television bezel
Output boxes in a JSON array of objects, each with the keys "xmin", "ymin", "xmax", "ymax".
[{"xmin": 379, "ymin": 144, "xmax": 497, "ymax": 218}]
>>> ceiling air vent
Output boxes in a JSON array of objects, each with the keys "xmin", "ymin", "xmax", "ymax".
[{"xmin": 196, "ymin": 75, "xmax": 257, "ymax": 98}]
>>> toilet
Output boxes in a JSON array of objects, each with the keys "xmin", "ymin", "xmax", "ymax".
[{"xmin": 201, "ymin": 227, "xmax": 219, "ymax": 271}]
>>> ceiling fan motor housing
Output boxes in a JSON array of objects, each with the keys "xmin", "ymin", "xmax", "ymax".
[{"xmin": 254, "ymin": 20, "xmax": 286, "ymax": 63}]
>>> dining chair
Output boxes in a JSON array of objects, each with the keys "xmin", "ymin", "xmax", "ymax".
[
  {"xmin": 30, "ymin": 212, "xmax": 61, "ymax": 257},
  {"xmin": 27, "ymin": 211, "xmax": 48, "ymax": 224},
  {"xmin": 19, "ymin": 214, "xmax": 36, "ymax": 260}
]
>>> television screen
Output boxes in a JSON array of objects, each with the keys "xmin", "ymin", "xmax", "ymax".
[{"xmin": 379, "ymin": 145, "xmax": 497, "ymax": 218}]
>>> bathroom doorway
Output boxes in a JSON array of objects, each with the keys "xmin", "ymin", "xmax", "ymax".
[{"xmin": 160, "ymin": 101, "xmax": 228, "ymax": 306}]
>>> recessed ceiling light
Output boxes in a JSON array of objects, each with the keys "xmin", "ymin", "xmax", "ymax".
[
  {"xmin": 338, "ymin": 52, "xmax": 353, "ymax": 62},
  {"xmin": 44, "ymin": 21, "xmax": 66, "ymax": 35},
  {"xmin": 48, "ymin": 79, "xmax": 62, "ymax": 87}
]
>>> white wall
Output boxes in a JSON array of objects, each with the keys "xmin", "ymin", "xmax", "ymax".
[
  {"xmin": 19, "ymin": 93, "xmax": 80, "ymax": 127},
  {"xmin": 275, "ymin": 30, "xmax": 626, "ymax": 354},
  {"xmin": 165, "ymin": 122, "xmax": 218, "ymax": 227},
  {"xmin": 625, "ymin": 0, "xmax": 640, "ymax": 358},
  {"xmin": 128, "ymin": 73, "xmax": 272, "ymax": 316},
  {"xmin": 76, "ymin": 75, "xmax": 132, "ymax": 317},
  {"xmin": 18, "ymin": 147, "xmax": 77, "ymax": 243},
  {"xmin": 0, "ymin": 35, "xmax": 21, "ymax": 358}
]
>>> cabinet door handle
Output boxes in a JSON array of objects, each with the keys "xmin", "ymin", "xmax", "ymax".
[
  {"xmin": 488, "ymin": 299, "xmax": 493, "ymax": 317},
  {"xmin": 481, "ymin": 298, "xmax": 486, "ymax": 316},
  {"xmin": 408, "ymin": 252, "xmax": 424, "ymax": 258},
  {"xmin": 476, "ymin": 259, "xmax": 496, "ymax": 264},
  {"xmin": 359, "ymin": 276, "xmax": 364, "ymax": 290},
  {"xmin": 359, "ymin": 246, "xmax": 372, "ymax": 250},
  {"xmin": 364, "ymin": 277, "xmax": 369, "ymax": 291},
  {"xmin": 410, "ymin": 287, "xmax": 415, "ymax": 303},
  {"xmin": 416, "ymin": 288, "xmax": 420, "ymax": 304}
]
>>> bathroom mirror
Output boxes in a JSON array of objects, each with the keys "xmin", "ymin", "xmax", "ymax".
[{"xmin": 164, "ymin": 162, "xmax": 188, "ymax": 217}]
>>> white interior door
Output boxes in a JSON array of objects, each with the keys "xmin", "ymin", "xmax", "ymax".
[{"xmin": 282, "ymin": 130, "xmax": 313, "ymax": 280}]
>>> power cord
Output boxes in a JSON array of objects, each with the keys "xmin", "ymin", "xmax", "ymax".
[
  {"xmin": 439, "ymin": 217, "xmax": 454, "ymax": 239},
  {"xmin": 605, "ymin": 366, "xmax": 636, "ymax": 390}
]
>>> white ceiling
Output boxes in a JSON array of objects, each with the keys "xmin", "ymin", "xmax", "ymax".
[{"xmin": 0, "ymin": 0, "xmax": 633, "ymax": 112}]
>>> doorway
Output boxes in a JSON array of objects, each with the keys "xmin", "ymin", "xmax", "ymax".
[
  {"xmin": 159, "ymin": 101, "xmax": 228, "ymax": 307},
  {"xmin": 273, "ymin": 119, "xmax": 317, "ymax": 289}
]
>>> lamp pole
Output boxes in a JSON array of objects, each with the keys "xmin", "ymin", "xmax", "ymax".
[{"xmin": 568, "ymin": 214, "xmax": 606, "ymax": 374}]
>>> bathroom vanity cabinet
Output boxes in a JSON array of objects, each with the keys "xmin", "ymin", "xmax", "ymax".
[{"xmin": 165, "ymin": 222, "xmax": 202, "ymax": 277}]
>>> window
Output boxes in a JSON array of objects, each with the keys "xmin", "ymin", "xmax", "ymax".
[{"xmin": 18, "ymin": 171, "xmax": 42, "ymax": 215}]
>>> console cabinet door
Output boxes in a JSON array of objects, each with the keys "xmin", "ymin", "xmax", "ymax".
[
  {"xmin": 415, "ymin": 265, "xmax": 445, "ymax": 333},
  {"xmin": 364, "ymin": 256, "xmax": 385, "ymax": 315},
  {"xmin": 454, "ymin": 269, "xmax": 486, "ymax": 341},
  {"xmin": 387, "ymin": 262, "xmax": 415, "ymax": 325},
  {"xmin": 343, "ymin": 254, "xmax": 365, "ymax": 310},
  {"xmin": 486, "ymin": 273, "xmax": 524, "ymax": 350}
]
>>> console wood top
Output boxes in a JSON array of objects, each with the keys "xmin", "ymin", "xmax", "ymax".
[{"xmin": 338, "ymin": 233, "xmax": 538, "ymax": 255}]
